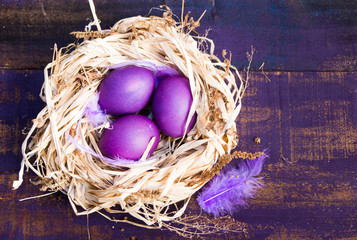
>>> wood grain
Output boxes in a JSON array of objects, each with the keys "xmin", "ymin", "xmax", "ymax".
[
  {"xmin": 0, "ymin": 0, "xmax": 356, "ymax": 71},
  {"xmin": 1, "ymin": 70, "xmax": 356, "ymax": 239},
  {"xmin": 0, "ymin": 70, "xmax": 44, "ymax": 172},
  {"xmin": 234, "ymin": 71, "xmax": 357, "ymax": 238},
  {"xmin": 1, "ymin": 0, "xmax": 356, "ymax": 238}
]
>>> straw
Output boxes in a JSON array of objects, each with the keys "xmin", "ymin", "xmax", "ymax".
[{"xmin": 14, "ymin": 6, "xmax": 249, "ymax": 231}]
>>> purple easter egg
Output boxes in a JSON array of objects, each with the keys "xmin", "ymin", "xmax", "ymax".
[
  {"xmin": 152, "ymin": 75, "xmax": 196, "ymax": 138},
  {"xmin": 98, "ymin": 115, "xmax": 160, "ymax": 161},
  {"xmin": 98, "ymin": 66, "xmax": 155, "ymax": 116}
]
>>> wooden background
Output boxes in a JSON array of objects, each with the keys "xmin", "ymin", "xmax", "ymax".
[{"xmin": 1, "ymin": 0, "xmax": 356, "ymax": 239}]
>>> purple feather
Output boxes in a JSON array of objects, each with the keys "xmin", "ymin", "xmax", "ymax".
[
  {"xmin": 84, "ymin": 92, "xmax": 108, "ymax": 127},
  {"xmin": 197, "ymin": 153, "xmax": 268, "ymax": 217}
]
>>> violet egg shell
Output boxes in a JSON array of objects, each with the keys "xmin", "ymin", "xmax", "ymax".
[
  {"xmin": 152, "ymin": 75, "xmax": 196, "ymax": 138},
  {"xmin": 98, "ymin": 115, "xmax": 160, "ymax": 161},
  {"xmin": 98, "ymin": 66, "xmax": 155, "ymax": 116}
]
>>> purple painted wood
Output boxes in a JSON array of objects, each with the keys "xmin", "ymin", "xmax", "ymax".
[
  {"xmin": 0, "ymin": 70, "xmax": 44, "ymax": 172},
  {"xmin": 0, "ymin": 0, "xmax": 356, "ymax": 239},
  {"xmin": 207, "ymin": 0, "xmax": 357, "ymax": 71},
  {"xmin": 0, "ymin": 0, "xmax": 356, "ymax": 70},
  {"xmin": 1, "ymin": 70, "xmax": 356, "ymax": 239}
]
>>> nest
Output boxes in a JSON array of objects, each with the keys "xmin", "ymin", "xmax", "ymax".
[{"xmin": 14, "ymin": 8, "xmax": 249, "ymax": 228}]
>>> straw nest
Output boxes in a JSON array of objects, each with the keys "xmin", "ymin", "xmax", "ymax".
[{"xmin": 14, "ymin": 9, "xmax": 249, "ymax": 227}]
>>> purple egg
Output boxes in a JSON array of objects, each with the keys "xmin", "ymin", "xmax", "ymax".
[
  {"xmin": 152, "ymin": 76, "xmax": 196, "ymax": 138},
  {"xmin": 98, "ymin": 66, "xmax": 155, "ymax": 116},
  {"xmin": 98, "ymin": 115, "xmax": 160, "ymax": 161}
]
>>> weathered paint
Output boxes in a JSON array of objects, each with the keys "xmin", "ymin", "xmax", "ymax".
[
  {"xmin": 0, "ymin": 71, "xmax": 356, "ymax": 239},
  {"xmin": 0, "ymin": 0, "xmax": 356, "ymax": 238},
  {"xmin": 0, "ymin": 0, "xmax": 356, "ymax": 70}
]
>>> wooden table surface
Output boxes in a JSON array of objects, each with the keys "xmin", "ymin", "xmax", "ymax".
[{"xmin": 1, "ymin": 1, "xmax": 356, "ymax": 239}]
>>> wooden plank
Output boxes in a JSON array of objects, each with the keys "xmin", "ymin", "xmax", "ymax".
[
  {"xmin": 1, "ymin": 170, "xmax": 356, "ymax": 238},
  {"xmin": 1, "ymin": 70, "xmax": 356, "ymax": 238},
  {"xmin": 234, "ymin": 71, "xmax": 357, "ymax": 238},
  {"xmin": 237, "ymin": 71, "xmax": 357, "ymax": 164},
  {"xmin": 0, "ymin": 70, "xmax": 44, "ymax": 172},
  {"xmin": 208, "ymin": 0, "xmax": 357, "ymax": 71},
  {"xmin": 0, "ymin": 0, "xmax": 356, "ymax": 71}
]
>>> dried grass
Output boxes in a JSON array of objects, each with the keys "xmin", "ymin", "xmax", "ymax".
[{"xmin": 13, "ymin": 6, "xmax": 250, "ymax": 230}]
